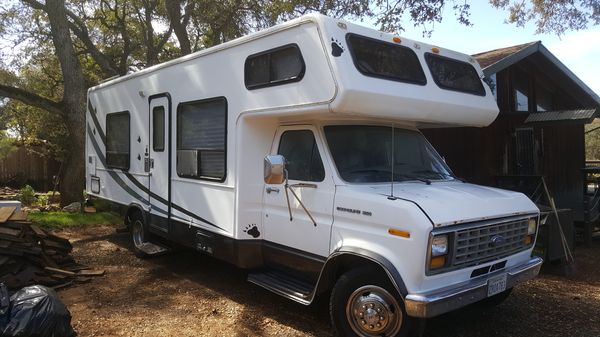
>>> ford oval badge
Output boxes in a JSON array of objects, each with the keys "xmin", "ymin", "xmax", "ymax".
[{"xmin": 490, "ymin": 235, "xmax": 506, "ymax": 247}]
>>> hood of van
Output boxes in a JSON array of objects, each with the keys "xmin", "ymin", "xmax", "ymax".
[{"xmin": 340, "ymin": 181, "xmax": 538, "ymax": 227}]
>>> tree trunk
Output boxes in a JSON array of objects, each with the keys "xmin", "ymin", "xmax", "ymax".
[
  {"xmin": 45, "ymin": 0, "xmax": 87, "ymax": 206},
  {"xmin": 165, "ymin": 0, "xmax": 192, "ymax": 55}
]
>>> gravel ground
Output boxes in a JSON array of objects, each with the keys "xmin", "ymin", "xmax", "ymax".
[{"xmin": 57, "ymin": 225, "xmax": 600, "ymax": 337}]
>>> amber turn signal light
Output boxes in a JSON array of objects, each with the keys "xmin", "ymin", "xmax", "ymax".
[
  {"xmin": 430, "ymin": 256, "xmax": 446, "ymax": 269},
  {"xmin": 388, "ymin": 228, "xmax": 411, "ymax": 238}
]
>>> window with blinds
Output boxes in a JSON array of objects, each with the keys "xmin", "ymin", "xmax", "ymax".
[
  {"xmin": 105, "ymin": 111, "xmax": 130, "ymax": 170},
  {"xmin": 176, "ymin": 97, "xmax": 227, "ymax": 181}
]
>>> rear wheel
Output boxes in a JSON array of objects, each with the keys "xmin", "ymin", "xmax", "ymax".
[
  {"xmin": 129, "ymin": 212, "xmax": 149, "ymax": 258},
  {"xmin": 330, "ymin": 267, "xmax": 412, "ymax": 337}
]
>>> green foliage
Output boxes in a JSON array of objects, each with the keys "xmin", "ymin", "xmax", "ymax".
[
  {"xmin": 586, "ymin": 119, "xmax": 600, "ymax": 160},
  {"xmin": 36, "ymin": 194, "xmax": 49, "ymax": 207},
  {"xmin": 27, "ymin": 211, "xmax": 123, "ymax": 230},
  {"xmin": 0, "ymin": 130, "xmax": 16, "ymax": 159},
  {"xmin": 18, "ymin": 184, "xmax": 36, "ymax": 206},
  {"xmin": 489, "ymin": 0, "xmax": 599, "ymax": 35}
]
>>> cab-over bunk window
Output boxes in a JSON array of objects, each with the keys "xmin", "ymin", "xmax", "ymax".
[
  {"xmin": 245, "ymin": 44, "xmax": 305, "ymax": 89},
  {"xmin": 425, "ymin": 53, "xmax": 486, "ymax": 96},
  {"xmin": 105, "ymin": 111, "xmax": 130, "ymax": 170},
  {"xmin": 346, "ymin": 33, "xmax": 427, "ymax": 85},
  {"xmin": 176, "ymin": 97, "xmax": 227, "ymax": 182}
]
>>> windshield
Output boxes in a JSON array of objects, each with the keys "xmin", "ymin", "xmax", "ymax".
[{"xmin": 324, "ymin": 125, "xmax": 454, "ymax": 183}]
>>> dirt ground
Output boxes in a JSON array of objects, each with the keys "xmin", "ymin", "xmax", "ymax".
[{"xmin": 57, "ymin": 224, "xmax": 600, "ymax": 337}]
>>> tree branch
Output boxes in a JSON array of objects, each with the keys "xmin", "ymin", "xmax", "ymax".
[{"xmin": 0, "ymin": 84, "xmax": 64, "ymax": 116}]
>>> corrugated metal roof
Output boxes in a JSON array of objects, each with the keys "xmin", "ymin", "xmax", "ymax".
[{"xmin": 524, "ymin": 109, "xmax": 597, "ymax": 123}]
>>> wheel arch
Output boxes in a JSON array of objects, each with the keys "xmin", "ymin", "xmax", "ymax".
[
  {"xmin": 313, "ymin": 247, "xmax": 409, "ymax": 301},
  {"xmin": 124, "ymin": 203, "xmax": 147, "ymax": 228}
]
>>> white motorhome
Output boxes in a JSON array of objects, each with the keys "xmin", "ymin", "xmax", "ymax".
[{"xmin": 86, "ymin": 14, "xmax": 542, "ymax": 337}]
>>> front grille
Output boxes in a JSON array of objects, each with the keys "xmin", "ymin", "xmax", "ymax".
[{"xmin": 452, "ymin": 218, "xmax": 529, "ymax": 267}]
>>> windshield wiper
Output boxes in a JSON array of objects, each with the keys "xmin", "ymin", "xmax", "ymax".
[
  {"xmin": 411, "ymin": 169, "xmax": 466, "ymax": 183},
  {"xmin": 395, "ymin": 174, "xmax": 431, "ymax": 185}
]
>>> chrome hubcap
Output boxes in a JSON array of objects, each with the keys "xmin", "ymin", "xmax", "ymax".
[
  {"xmin": 346, "ymin": 285, "xmax": 402, "ymax": 337},
  {"xmin": 132, "ymin": 219, "xmax": 145, "ymax": 248}
]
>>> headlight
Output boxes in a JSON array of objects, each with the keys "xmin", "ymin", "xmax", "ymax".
[
  {"xmin": 524, "ymin": 217, "xmax": 537, "ymax": 246},
  {"xmin": 431, "ymin": 235, "xmax": 448, "ymax": 257},
  {"xmin": 527, "ymin": 218, "xmax": 537, "ymax": 235}
]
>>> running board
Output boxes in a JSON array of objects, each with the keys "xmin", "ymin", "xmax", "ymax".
[
  {"xmin": 137, "ymin": 241, "xmax": 170, "ymax": 256},
  {"xmin": 247, "ymin": 270, "xmax": 315, "ymax": 305}
]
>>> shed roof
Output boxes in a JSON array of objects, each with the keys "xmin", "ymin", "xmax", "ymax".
[
  {"xmin": 524, "ymin": 109, "xmax": 597, "ymax": 124},
  {"xmin": 472, "ymin": 41, "xmax": 600, "ymax": 108}
]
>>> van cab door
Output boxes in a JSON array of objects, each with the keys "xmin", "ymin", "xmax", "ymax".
[{"xmin": 262, "ymin": 125, "xmax": 335, "ymax": 268}]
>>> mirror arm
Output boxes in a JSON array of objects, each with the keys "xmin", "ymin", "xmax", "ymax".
[
  {"xmin": 284, "ymin": 169, "xmax": 293, "ymax": 222},
  {"xmin": 286, "ymin": 185, "xmax": 318, "ymax": 227}
]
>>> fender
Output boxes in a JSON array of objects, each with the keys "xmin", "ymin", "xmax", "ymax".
[{"xmin": 311, "ymin": 246, "xmax": 409, "ymax": 302}]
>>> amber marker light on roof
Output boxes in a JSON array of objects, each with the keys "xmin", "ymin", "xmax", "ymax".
[
  {"xmin": 388, "ymin": 228, "xmax": 410, "ymax": 238},
  {"xmin": 431, "ymin": 47, "xmax": 440, "ymax": 53},
  {"xmin": 393, "ymin": 37, "xmax": 402, "ymax": 43}
]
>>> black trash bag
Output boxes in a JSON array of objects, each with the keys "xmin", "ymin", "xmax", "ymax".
[
  {"xmin": 0, "ymin": 283, "xmax": 9, "ymax": 328},
  {"xmin": 1, "ymin": 285, "xmax": 75, "ymax": 337}
]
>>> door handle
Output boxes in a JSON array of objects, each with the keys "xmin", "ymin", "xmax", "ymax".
[{"xmin": 266, "ymin": 187, "xmax": 280, "ymax": 194}]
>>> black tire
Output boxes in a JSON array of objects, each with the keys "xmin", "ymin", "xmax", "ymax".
[
  {"xmin": 129, "ymin": 211, "xmax": 149, "ymax": 258},
  {"xmin": 476, "ymin": 288, "xmax": 513, "ymax": 308},
  {"xmin": 330, "ymin": 267, "xmax": 413, "ymax": 337}
]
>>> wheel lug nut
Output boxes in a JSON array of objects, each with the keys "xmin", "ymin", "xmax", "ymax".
[
  {"xmin": 377, "ymin": 308, "xmax": 382, "ymax": 312},
  {"xmin": 361, "ymin": 320, "xmax": 367, "ymax": 325},
  {"xmin": 377, "ymin": 323, "xmax": 382, "ymax": 327},
  {"xmin": 380, "ymin": 316, "xmax": 385, "ymax": 320},
  {"xmin": 359, "ymin": 312, "xmax": 363, "ymax": 317},
  {"xmin": 362, "ymin": 305, "xmax": 366, "ymax": 310},
  {"xmin": 369, "ymin": 325, "xmax": 374, "ymax": 329}
]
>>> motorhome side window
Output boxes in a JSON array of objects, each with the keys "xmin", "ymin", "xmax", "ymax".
[
  {"xmin": 425, "ymin": 53, "xmax": 486, "ymax": 96},
  {"xmin": 152, "ymin": 106, "xmax": 165, "ymax": 151},
  {"xmin": 105, "ymin": 111, "xmax": 130, "ymax": 170},
  {"xmin": 277, "ymin": 130, "xmax": 324, "ymax": 182},
  {"xmin": 245, "ymin": 44, "xmax": 305, "ymax": 89},
  {"xmin": 346, "ymin": 33, "xmax": 426, "ymax": 85},
  {"xmin": 177, "ymin": 97, "xmax": 227, "ymax": 181}
]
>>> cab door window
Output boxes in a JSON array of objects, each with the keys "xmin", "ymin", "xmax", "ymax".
[{"xmin": 277, "ymin": 130, "xmax": 325, "ymax": 182}]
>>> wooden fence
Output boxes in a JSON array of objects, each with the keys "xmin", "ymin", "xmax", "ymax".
[{"xmin": 0, "ymin": 147, "xmax": 60, "ymax": 191}]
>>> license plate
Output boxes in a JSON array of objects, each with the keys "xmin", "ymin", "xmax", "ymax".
[{"xmin": 487, "ymin": 274, "xmax": 507, "ymax": 297}]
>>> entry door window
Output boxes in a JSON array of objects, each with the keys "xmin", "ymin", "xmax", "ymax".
[
  {"xmin": 277, "ymin": 130, "xmax": 325, "ymax": 182},
  {"xmin": 152, "ymin": 106, "xmax": 165, "ymax": 151}
]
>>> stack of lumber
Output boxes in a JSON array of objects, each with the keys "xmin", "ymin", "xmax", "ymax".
[{"xmin": 0, "ymin": 206, "xmax": 104, "ymax": 290}]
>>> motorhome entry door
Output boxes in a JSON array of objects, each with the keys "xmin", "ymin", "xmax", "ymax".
[{"xmin": 148, "ymin": 95, "xmax": 171, "ymax": 233}]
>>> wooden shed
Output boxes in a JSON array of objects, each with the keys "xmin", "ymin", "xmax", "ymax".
[{"xmin": 422, "ymin": 41, "xmax": 600, "ymax": 245}]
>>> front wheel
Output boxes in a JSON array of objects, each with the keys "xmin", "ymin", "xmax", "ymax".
[{"xmin": 330, "ymin": 267, "xmax": 413, "ymax": 337}]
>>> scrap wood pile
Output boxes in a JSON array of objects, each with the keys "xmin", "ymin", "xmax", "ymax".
[
  {"xmin": 0, "ymin": 206, "xmax": 104, "ymax": 290},
  {"xmin": 0, "ymin": 187, "xmax": 18, "ymax": 201}
]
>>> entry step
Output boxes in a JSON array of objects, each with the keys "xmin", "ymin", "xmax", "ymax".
[
  {"xmin": 248, "ymin": 270, "xmax": 314, "ymax": 304},
  {"xmin": 137, "ymin": 241, "xmax": 170, "ymax": 256}
]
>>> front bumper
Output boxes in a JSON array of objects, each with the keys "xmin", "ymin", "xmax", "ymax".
[{"xmin": 404, "ymin": 256, "xmax": 543, "ymax": 318}]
